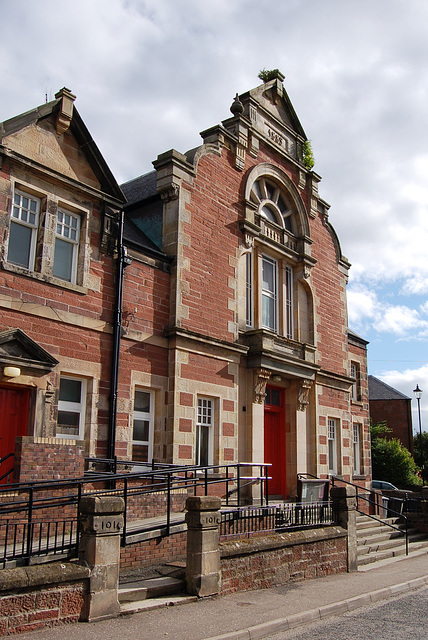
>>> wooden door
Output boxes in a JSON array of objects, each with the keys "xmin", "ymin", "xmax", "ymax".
[
  {"xmin": 264, "ymin": 387, "xmax": 286, "ymax": 497},
  {"xmin": 0, "ymin": 386, "xmax": 29, "ymax": 460}
]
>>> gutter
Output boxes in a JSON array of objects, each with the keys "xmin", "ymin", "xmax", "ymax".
[{"xmin": 107, "ymin": 209, "xmax": 131, "ymax": 462}]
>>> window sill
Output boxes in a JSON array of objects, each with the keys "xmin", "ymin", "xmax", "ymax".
[
  {"xmin": 2, "ymin": 262, "xmax": 88, "ymax": 294},
  {"xmin": 350, "ymin": 400, "xmax": 363, "ymax": 407}
]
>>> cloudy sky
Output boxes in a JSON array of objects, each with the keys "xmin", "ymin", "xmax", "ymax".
[{"xmin": 2, "ymin": 0, "xmax": 428, "ymax": 428}]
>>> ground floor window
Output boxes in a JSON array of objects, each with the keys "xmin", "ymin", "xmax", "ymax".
[
  {"xmin": 196, "ymin": 397, "xmax": 213, "ymax": 466},
  {"xmin": 132, "ymin": 389, "xmax": 154, "ymax": 463},
  {"xmin": 328, "ymin": 418, "xmax": 338, "ymax": 474},
  {"xmin": 353, "ymin": 423, "xmax": 362, "ymax": 475},
  {"xmin": 57, "ymin": 376, "xmax": 86, "ymax": 439}
]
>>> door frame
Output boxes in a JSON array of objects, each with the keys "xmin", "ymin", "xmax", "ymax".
[
  {"xmin": 264, "ymin": 386, "xmax": 286, "ymax": 497},
  {"xmin": 0, "ymin": 384, "xmax": 31, "ymax": 460}
]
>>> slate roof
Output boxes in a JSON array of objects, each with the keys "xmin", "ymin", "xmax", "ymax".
[
  {"xmin": 348, "ymin": 328, "xmax": 369, "ymax": 346},
  {"xmin": 121, "ymin": 171, "xmax": 157, "ymax": 206},
  {"xmin": 368, "ymin": 375, "xmax": 410, "ymax": 401}
]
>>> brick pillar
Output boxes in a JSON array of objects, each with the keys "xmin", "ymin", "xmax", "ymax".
[
  {"xmin": 185, "ymin": 496, "xmax": 221, "ymax": 597},
  {"xmin": 330, "ymin": 485, "xmax": 357, "ymax": 572},
  {"xmin": 79, "ymin": 496, "xmax": 124, "ymax": 621}
]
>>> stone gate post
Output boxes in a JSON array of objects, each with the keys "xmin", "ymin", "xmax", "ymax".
[
  {"xmin": 185, "ymin": 495, "xmax": 221, "ymax": 597},
  {"xmin": 330, "ymin": 485, "xmax": 357, "ymax": 572},
  {"xmin": 78, "ymin": 495, "xmax": 124, "ymax": 621}
]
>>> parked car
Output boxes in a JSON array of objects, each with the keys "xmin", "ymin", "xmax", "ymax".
[{"xmin": 371, "ymin": 480, "xmax": 399, "ymax": 491}]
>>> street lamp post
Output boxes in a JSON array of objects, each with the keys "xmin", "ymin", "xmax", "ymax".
[{"xmin": 414, "ymin": 384, "xmax": 424, "ymax": 485}]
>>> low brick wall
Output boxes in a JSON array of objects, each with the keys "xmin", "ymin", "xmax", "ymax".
[
  {"xmin": 220, "ymin": 526, "xmax": 347, "ymax": 595},
  {"xmin": 120, "ymin": 531, "xmax": 187, "ymax": 570},
  {"xmin": 0, "ymin": 563, "xmax": 90, "ymax": 636},
  {"xmin": 14, "ymin": 437, "xmax": 86, "ymax": 483}
]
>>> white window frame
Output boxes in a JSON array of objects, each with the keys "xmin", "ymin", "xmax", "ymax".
[
  {"xmin": 196, "ymin": 397, "xmax": 214, "ymax": 467},
  {"xmin": 7, "ymin": 189, "xmax": 40, "ymax": 270},
  {"xmin": 132, "ymin": 389, "xmax": 154, "ymax": 465},
  {"xmin": 261, "ymin": 255, "xmax": 278, "ymax": 332},
  {"xmin": 284, "ymin": 264, "xmax": 293, "ymax": 339},
  {"xmin": 246, "ymin": 251, "xmax": 253, "ymax": 328},
  {"xmin": 353, "ymin": 423, "xmax": 362, "ymax": 476},
  {"xmin": 328, "ymin": 418, "xmax": 338, "ymax": 474},
  {"xmin": 57, "ymin": 375, "xmax": 87, "ymax": 440},
  {"xmin": 53, "ymin": 208, "xmax": 80, "ymax": 283},
  {"xmin": 350, "ymin": 362, "xmax": 360, "ymax": 402}
]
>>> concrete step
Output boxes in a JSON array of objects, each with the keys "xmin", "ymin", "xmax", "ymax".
[
  {"xmin": 358, "ymin": 545, "xmax": 407, "ymax": 566},
  {"xmin": 119, "ymin": 576, "xmax": 185, "ymax": 603},
  {"xmin": 120, "ymin": 593, "xmax": 197, "ymax": 614},
  {"xmin": 356, "ymin": 513, "xmax": 428, "ymax": 567},
  {"xmin": 357, "ymin": 525, "xmax": 403, "ymax": 541},
  {"xmin": 356, "ymin": 515, "xmax": 398, "ymax": 530},
  {"xmin": 118, "ymin": 573, "xmax": 195, "ymax": 614},
  {"xmin": 358, "ymin": 536, "xmax": 405, "ymax": 556}
]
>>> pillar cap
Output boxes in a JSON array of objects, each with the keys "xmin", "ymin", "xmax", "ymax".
[{"xmin": 186, "ymin": 496, "xmax": 221, "ymax": 511}]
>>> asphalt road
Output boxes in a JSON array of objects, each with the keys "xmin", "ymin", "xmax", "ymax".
[{"xmin": 264, "ymin": 584, "xmax": 428, "ymax": 639}]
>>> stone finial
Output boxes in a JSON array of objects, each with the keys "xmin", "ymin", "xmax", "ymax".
[
  {"xmin": 54, "ymin": 87, "xmax": 76, "ymax": 134},
  {"xmin": 230, "ymin": 93, "xmax": 244, "ymax": 116}
]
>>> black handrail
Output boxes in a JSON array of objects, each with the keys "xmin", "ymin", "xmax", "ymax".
[
  {"xmin": 0, "ymin": 453, "xmax": 14, "ymax": 484},
  {"xmin": 0, "ymin": 461, "xmax": 271, "ymax": 565},
  {"xmin": 331, "ymin": 476, "xmax": 409, "ymax": 555}
]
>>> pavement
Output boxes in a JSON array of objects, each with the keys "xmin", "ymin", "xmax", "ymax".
[{"xmin": 14, "ymin": 549, "xmax": 428, "ymax": 640}]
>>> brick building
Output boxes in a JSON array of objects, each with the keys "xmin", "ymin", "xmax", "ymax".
[
  {"xmin": 0, "ymin": 88, "xmax": 125, "ymax": 480},
  {"xmin": 0, "ymin": 73, "xmax": 370, "ymax": 497},
  {"xmin": 368, "ymin": 375, "xmax": 413, "ymax": 453}
]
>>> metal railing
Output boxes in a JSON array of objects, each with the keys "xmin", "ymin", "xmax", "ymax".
[
  {"xmin": 0, "ymin": 461, "xmax": 270, "ymax": 567},
  {"xmin": 0, "ymin": 518, "xmax": 79, "ymax": 567},
  {"xmin": 0, "ymin": 453, "xmax": 14, "ymax": 484},
  {"xmin": 331, "ymin": 476, "xmax": 409, "ymax": 555},
  {"xmin": 220, "ymin": 501, "xmax": 334, "ymax": 538}
]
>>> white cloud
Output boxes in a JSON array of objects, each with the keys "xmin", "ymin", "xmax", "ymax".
[
  {"xmin": 2, "ymin": 0, "xmax": 428, "ymax": 394},
  {"xmin": 348, "ymin": 285, "xmax": 428, "ymax": 337}
]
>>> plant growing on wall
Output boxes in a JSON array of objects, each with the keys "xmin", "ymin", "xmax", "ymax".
[
  {"xmin": 258, "ymin": 68, "xmax": 281, "ymax": 82},
  {"xmin": 302, "ymin": 140, "xmax": 315, "ymax": 170}
]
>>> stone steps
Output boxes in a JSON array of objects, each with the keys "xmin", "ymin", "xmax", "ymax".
[
  {"xmin": 356, "ymin": 514, "xmax": 428, "ymax": 566},
  {"xmin": 118, "ymin": 563, "xmax": 195, "ymax": 613}
]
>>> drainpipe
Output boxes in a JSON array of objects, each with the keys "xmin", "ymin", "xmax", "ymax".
[{"xmin": 107, "ymin": 209, "xmax": 130, "ymax": 463}]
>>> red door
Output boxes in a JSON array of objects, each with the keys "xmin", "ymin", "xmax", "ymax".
[
  {"xmin": 264, "ymin": 387, "xmax": 286, "ymax": 498},
  {"xmin": 0, "ymin": 386, "xmax": 30, "ymax": 460}
]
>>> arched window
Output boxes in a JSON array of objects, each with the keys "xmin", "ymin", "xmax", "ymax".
[{"xmin": 250, "ymin": 177, "xmax": 294, "ymax": 233}]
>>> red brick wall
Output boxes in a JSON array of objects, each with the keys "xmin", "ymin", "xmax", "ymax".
[
  {"xmin": 0, "ymin": 581, "xmax": 86, "ymax": 636},
  {"xmin": 220, "ymin": 530, "xmax": 347, "ymax": 595},
  {"xmin": 370, "ymin": 398, "xmax": 413, "ymax": 451},
  {"xmin": 120, "ymin": 532, "xmax": 186, "ymax": 570},
  {"xmin": 180, "ymin": 353, "xmax": 234, "ymax": 387},
  {"xmin": 14, "ymin": 438, "xmax": 85, "ymax": 483}
]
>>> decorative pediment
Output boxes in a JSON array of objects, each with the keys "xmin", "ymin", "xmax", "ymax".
[{"xmin": 0, "ymin": 329, "xmax": 59, "ymax": 374}]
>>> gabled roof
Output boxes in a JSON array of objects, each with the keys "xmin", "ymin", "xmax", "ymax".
[
  {"xmin": 368, "ymin": 375, "xmax": 410, "ymax": 401},
  {"xmin": 0, "ymin": 88, "xmax": 125, "ymax": 204},
  {"xmin": 240, "ymin": 72, "xmax": 307, "ymax": 139}
]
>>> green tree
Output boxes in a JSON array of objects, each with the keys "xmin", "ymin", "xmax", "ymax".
[
  {"xmin": 371, "ymin": 420, "xmax": 421, "ymax": 488},
  {"xmin": 412, "ymin": 431, "xmax": 428, "ymax": 478}
]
